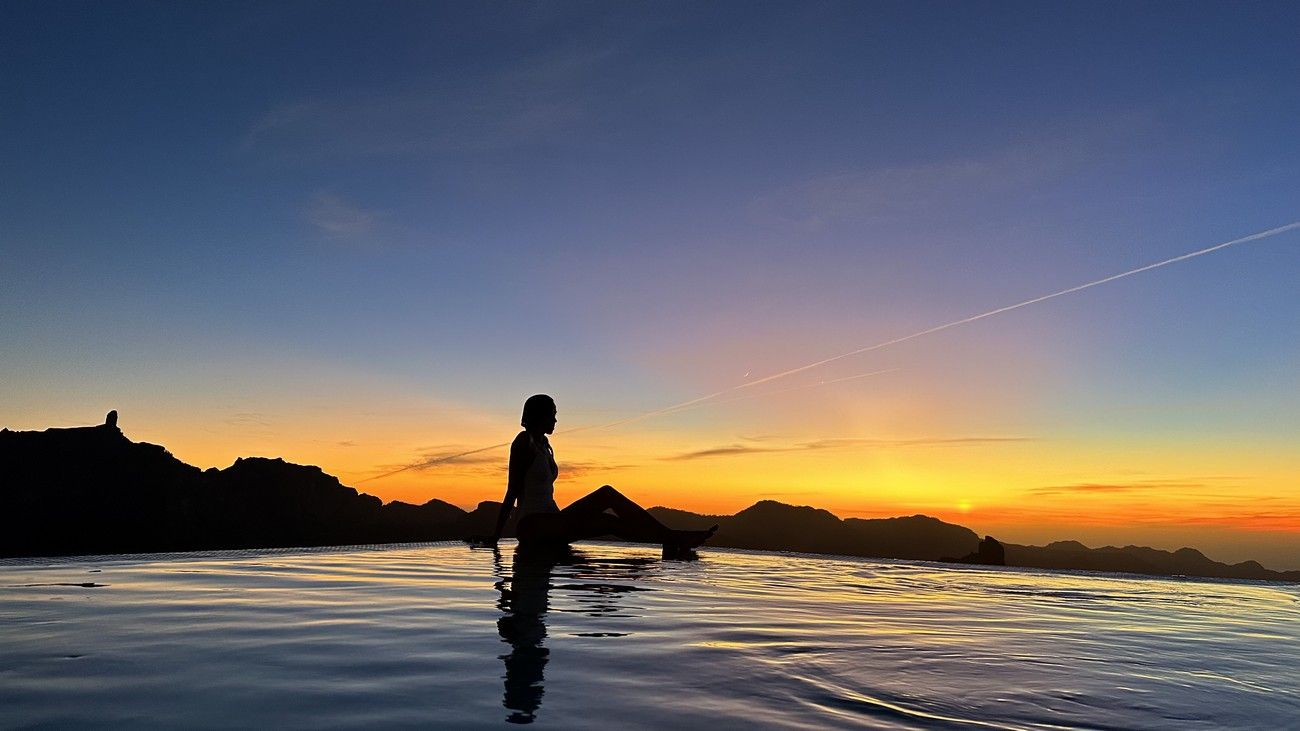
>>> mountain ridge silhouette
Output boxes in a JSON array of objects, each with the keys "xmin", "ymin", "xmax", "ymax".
[{"xmin": 2, "ymin": 414, "xmax": 1296, "ymax": 582}]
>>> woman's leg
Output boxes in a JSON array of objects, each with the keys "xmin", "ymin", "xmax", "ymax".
[
  {"xmin": 562, "ymin": 511, "xmax": 628, "ymax": 542},
  {"xmin": 560, "ymin": 485, "xmax": 717, "ymax": 547},
  {"xmin": 516, "ymin": 513, "xmax": 569, "ymax": 548},
  {"xmin": 560, "ymin": 485, "xmax": 670, "ymax": 543}
]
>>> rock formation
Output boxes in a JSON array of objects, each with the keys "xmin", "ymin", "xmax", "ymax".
[
  {"xmin": 3, "ymin": 413, "xmax": 1297, "ymax": 582},
  {"xmin": 941, "ymin": 535, "xmax": 1006, "ymax": 565}
]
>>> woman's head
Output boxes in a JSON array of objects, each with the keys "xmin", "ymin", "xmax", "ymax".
[{"xmin": 521, "ymin": 394, "xmax": 557, "ymax": 434}]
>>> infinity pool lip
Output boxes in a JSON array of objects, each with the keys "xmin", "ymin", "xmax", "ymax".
[
  {"xmin": 3, "ymin": 542, "xmax": 1299, "ymax": 729},
  {"xmin": 4, "ymin": 539, "xmax": 1289, "ymax": 589}
]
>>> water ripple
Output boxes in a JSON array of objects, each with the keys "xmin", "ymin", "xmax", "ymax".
[{"xmin": 1, "ymin": 542, "xmax": 1297, "ymax": 729}]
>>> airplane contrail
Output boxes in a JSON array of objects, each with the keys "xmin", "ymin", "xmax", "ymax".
[
  {"xmin": 358, "ymin": 441, "xmax": 512, "ymax": 482},
  {"xmin": 618, "ymin": 368, "xmax": 900, "ymax": 421},
  {"xmin": 365, "ymin": 221, "xmax": 1298, "ymax": 480},
  {"xmin": 615, "ymin": 221, "xmax": 1300, "ymax": 419}
]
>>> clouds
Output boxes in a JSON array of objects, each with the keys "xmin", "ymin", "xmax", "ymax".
[
  {"xmin": 984, "ymin": 498, "xmax": 1300, "ymax": 533},
  {"xmin": 367, "ymin": 444, "xmax": 636, "ymax": 482},
  {"xmin": 747, "ymin": 113, "xmax": 1153, "ymax": 231},
  {"xmin": 748, "ymin": 144, "xmax": 1061, "ymax": 231},
  {"xmin": 225, "ymin": 412, "xmax": 272, "ymax": 428},
  {"xmin": 244, "ymin": 87, "xmax": 588, "ymax": 161},
  {"xmin": 556, "ymin": 460, "xmax": 639, "ymax": 480},
  {"xmin": 241, "ymin": 45, "xmax": 619, "ymax": 163},
  {"xmin": 664, "ymin": 435, "xmax": 1031, "ymax": 461},
  {"xmin": 1029, "ymin": 479, "xmax": 1217, "ymax": 496},
  {"xmin": 304, "ymin": 193, "xmax": 383, "ymax": 238},
  {"xmin": 1173, "ymin": 510, "xmax": 1300, "ymax": 531},
  {"xmin": 1027, "ymin": 475, "xmax": 1251, "ymax": 498},
  {"xmin": 665, "ymin": 444, "xmax": 772, "ymax": 461}
]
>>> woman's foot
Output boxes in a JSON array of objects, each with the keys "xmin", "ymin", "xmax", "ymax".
[
  {"xmin": 662, "ymin": 544, "xmax": 698, "ymax": 561},
  {"xmin": 665, "ymin": 524, "xmax": 717, "ymax": 550}
]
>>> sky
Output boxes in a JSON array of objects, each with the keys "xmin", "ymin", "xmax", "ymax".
[{"xmin": 3, "ymin": 1, "xmax": 1299, "ymax": 569}]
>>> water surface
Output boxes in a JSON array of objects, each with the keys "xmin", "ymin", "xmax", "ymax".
[{"xmin": 2, "ymin": 542, "xmax": 1297, "ymax": 729}]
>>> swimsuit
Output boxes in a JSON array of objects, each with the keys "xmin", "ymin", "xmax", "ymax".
[{"xmin": 517, "ymin": 435, "xmax": 560, "ymax": 518}]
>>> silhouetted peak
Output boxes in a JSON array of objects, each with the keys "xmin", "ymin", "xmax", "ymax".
[
  {"xmin": 105, "ymin": 410, "xmax": 118, "ymax": 428},
  {"xmin": 844, "ymin": 514, "xmax": 953, "ymax": 528},
  {"xmin": 228, "ymin": 457, "xmax": 327, "ymax": 477},
  {"xmin": 735, "ymin": 500, "xmax": 840, "ymax": 525},
  {"xmin": 421, "ymin": 497, "xmax": 461, "ymax": 510},
  {"xmin": 0, "ymin": 417, "xmax": 155, "ymax": 452},
  {"xmin": 1173, "ymin": 547, "xmax": 1208, "ymax": 562},
  {"xmin": 1046, "ymin": 540, "xmax": 1090, "ymax": 552},
  {"xmin": 382, "ymin": 497, "xmax": 467, "ymax": 526}
]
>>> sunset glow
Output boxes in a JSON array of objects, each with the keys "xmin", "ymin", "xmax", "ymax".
[{"xmin": 3, "ymin": 2, "xmax": 1299, "ymax": 569}]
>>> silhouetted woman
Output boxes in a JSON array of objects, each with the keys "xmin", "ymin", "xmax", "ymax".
[{"xmin": 489, "ymin": 394, "xmax": 715, "ymax": 554}]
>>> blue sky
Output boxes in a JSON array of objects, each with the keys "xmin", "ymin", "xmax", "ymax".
[
  {"xmin": 3, "ymin": 1, "xmax": 1299, "ymax": 564},
  {"xmin": 5, "ymin": 0, "xmax": 1298, "ymax": 414}
]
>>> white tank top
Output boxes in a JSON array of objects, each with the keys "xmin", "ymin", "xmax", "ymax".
[{"xmin": 517, "ymin": 434, "xmax": 559, "ymax": 517}]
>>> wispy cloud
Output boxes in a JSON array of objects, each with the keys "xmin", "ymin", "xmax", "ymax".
[
  {"xmin": 367, "ymin": 452, "xmax": 634, "ymax": 482},
  {"xmin": 359, "ymin": 441, "xmax": 512, "ymax": 483},
  {"xmin": 1029, "ymin": 476, "xmax": 1240, "ymax": 496},
  {"xmin": 241, "ymin": 46, "xmax": 618, "ymax": 161},
  {"xmin": 1174, "ymin": 512, "xmax": 1300, "ymax": 532},
  {"xmin": 225, "ymin": 412, "xmax": 272, "ymax": 428},
  {"xmin": 304, "ymin": 193, "xmax": 383, "ymax": 238},
  {"xmin": 664, "ymin": 436, "xmax": 1030, "ymax": 461},
  {"xmin": 558, "ymin": 460, "xmax": 639, "ymax": 479},
  {"xmin": 810, "ymin": 436, "xmax": 1030, "ymax": 449},
  {"xmin": 748, "ymin": 113, "xmax": 1152, "ymax": 231},
  {"xmin": 1031, "ymin": 483, "xmax": 1168, "ymax": 495},
  {"xmin": 665, "ymin": 444, "xmax": 782, "ymax": 461},
  {"xmin": 750, "ymin": 144, "xmax": 1062, "ymax": 231}
]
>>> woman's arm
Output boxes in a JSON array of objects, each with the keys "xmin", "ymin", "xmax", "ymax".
[{"xmin": 491, "ymin": 433, "xmax": 533, "ymax": 542}]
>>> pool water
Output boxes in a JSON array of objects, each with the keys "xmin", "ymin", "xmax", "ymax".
[{"xmin": 2, "ymin": 542, "xmax": 1297, "ymax": 729}]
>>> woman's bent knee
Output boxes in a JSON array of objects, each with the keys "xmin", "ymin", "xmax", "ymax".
[{"xmin": 518, "ymin": 514, "xmax": 566, "ymax": 545}]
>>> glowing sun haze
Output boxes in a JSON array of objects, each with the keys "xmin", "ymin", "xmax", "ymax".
[{"xmin": 2, "ymin": 2, "xmax": 1298, "ymax": 569}]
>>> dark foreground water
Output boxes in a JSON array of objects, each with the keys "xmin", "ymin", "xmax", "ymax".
[{"xmin": 1, "ymin": 542, "xmax": 1297, "ymax": 729}]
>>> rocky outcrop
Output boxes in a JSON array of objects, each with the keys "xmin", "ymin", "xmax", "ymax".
[
  {"xmin": 0, "ymin": 417, "xmax": 473, "ymax": 556},
  {"xmin": 941, "ymin": 535, "xmax": 1006, "ymax": 565}
]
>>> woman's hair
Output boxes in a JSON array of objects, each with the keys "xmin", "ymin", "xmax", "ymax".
[{"xmin": 521, "ymin": 394, "xmax": 555, "ymax": 429}]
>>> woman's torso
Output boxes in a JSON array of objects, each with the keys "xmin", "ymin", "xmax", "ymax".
[{"xmin": 517, "ymin": 433, "xmax": 559, "ymax": 517}]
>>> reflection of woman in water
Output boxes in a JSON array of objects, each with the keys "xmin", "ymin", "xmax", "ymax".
[
  {"xmin": 488, "ymin": 394, "xmax": 715, "ymax": 554},
  {"xmin": 493, "ymin": 545, "xmax": 657, "ymax": 724},
  {"xmin": 494, "ymin": 546, "xmax": 555, "ymax": 724}
]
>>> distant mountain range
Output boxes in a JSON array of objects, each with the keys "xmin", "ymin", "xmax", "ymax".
[
  {"xmin": 2, "ymin": 414, "xmax": 1296, "ymax": 583},
  {"xmin": 651, "ymin": 504, "xmax": 1300, "ymax": 583}
]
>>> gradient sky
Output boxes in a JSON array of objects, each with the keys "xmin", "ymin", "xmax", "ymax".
[{"xmin": 3, "ymin": 2, "xmax": 1299, "ymax": 568}]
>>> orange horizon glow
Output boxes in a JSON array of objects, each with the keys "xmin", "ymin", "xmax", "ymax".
[
  {"xmin": 54, "ymin": 404, "xmax": 1289, "ymax": 570},
  {"xmin": 4, "ymin": 397, "xmax": 1297, "ymax": 570}
]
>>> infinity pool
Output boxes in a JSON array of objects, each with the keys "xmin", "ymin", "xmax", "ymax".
[{"xmin": 2, "ymin": 542, "xmax": 1297, "ymax": 729}]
